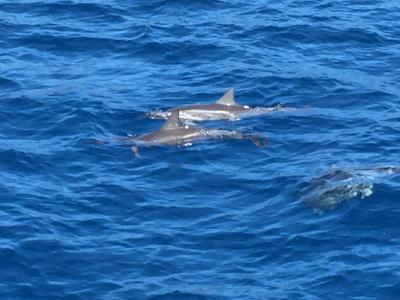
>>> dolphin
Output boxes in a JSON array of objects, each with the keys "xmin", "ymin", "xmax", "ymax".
[
  {"xmin": 149, "ymin": 87, "xmax": 299, "ymax": 121},
  {"xmin": 299, "ymin": 166, "xmax": 400, "ymax": 213},
  {"xmin": 130, "ymin": 110, "xmax": 267, "ymax": 154}
]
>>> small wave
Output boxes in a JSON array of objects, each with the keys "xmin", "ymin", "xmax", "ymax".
[
  {"xmin": 242, "ymin": 24, "xmax": 391, "ymax": 46},
  {"xmin": 0, "ymin": 2, "xmax": 125, "ymax": 23},
  {"xmin": 139, "ymin": 0, "xmax": 227, "ymax": 11},
  {"xmin": 147, "ymin": 290, "xmax": 209, "ymax": 300},
  {"xmin": 0, "ymin": 77, "xmax": 19, "ymax": 89},
  {"xmin": 13, "ymin": 34, "xmax": 132, "ymax": 55}
]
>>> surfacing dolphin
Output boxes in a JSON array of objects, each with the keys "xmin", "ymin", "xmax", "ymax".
[
  {"xmin": 149, "ymin": 87, "xmax": 299, "ymax": 121},
  {"xmin": 299, "ymin": 166, "xmax": 400, "ymax": 214},
  {"xmin": 131, "ymin": 110, "xmax": 267, "ymax": 154}
]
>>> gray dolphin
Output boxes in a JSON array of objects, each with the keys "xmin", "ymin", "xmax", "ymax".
[
  {"xmin": 299, "ymin": 166, "xmax": 400, "ymax": 213},
  {"xmin": 149, "ymin": 88, "xmax": 299, "ymax": 121},
  {"xmin": 131, "ymin": 110, "xmax": 267, "ymax": 154}
]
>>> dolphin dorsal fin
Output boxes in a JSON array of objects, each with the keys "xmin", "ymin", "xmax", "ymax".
[
  {"xmin": 215, "ymin": 87, "xmax": 237, "ymax": 106},
  {"xmin": 161, "ymin": 110, "xmax": 184, "ymax": 130}
]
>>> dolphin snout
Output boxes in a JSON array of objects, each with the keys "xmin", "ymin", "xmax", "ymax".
[
  {"xmin": 390, "ymin": 167, "xmax": 400, "ymax": 174},
  {"xmin": 376, "ymin": 166, "xmax": 400, "ymax": 174},
  {"xmin": 246, "ymin": 135, "xmax": 268, "ymax": 148}
]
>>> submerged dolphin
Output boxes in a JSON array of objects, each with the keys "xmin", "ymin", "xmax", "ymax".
[
  {"xmin": 131, "ymin": 110, "xmax": 267, "ymax": 154},
  {"xmin": 299, "ymin": 166, "xmax": 400, "ymax": 213},
  {"xmin": 149, "ymin": 88, "xmax": 299, "ymax": 121}
]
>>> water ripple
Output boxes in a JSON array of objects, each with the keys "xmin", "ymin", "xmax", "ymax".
[{"xmin": 1, "ymin": 0, "xmax": 399, "ymax": 299}]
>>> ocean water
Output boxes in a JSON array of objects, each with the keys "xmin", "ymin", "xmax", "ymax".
[{"xmin": 1, "ymin": 0, "xmax": 400, "ymax": 299}]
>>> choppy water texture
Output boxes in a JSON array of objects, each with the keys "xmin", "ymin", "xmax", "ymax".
[{"xmin": 1, "ymin": 1, "xmax": 400, "ymax": 299}]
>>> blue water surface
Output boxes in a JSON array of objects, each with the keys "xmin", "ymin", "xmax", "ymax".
[{"xmin": 1, "ymin": 1, "xmax": 400, "ymax": 299}]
